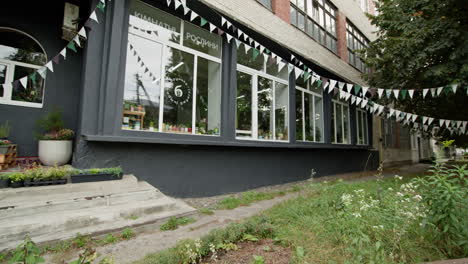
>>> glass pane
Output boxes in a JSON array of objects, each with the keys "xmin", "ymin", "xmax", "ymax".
[
  {"xmin": 290, "ymin": 7, "xmax": 297, "ymax": 26},
  {"xmin": 307, "ymin": 19, "xmax": 314, "ymax": 36},
  {"xmin": 258, "ymin": 0, "xmax": 272, "ymax": 9},
  {"xmin": 336, "ymin": 103, "xmax": 343, "ymax": 143},
  {"xmin": 297, "ymin": 0, "xmax": 305, "ymax": 10},
  {"xmin": 314, "ymin": 95, "xmax": 323, "ymax": 142},
  {"xmin": 357, "ymin": 111, "xmax": 363, "ymax": 144},
  {"xmin": 275, "ymin": 82, "xmax": 288, "ymax": 141},
  {"xmin": 304, "ymin": 93, "xmax": 314, "ymax": 141},
  {"xmin": 129, "ymin": 0, "xmax": 181, "ymax": 44},
  {"xmin": 318, "ymin": 8, "xmax": 325, "ymax": 27},
  {"xmin": 343, "ymin": 105, "xmax": 349, "ymax": 144},
  {"xmin": 237, "ymin": 44, "xmax": 264, "ymax": 71},
  {"xmin": 162, "ymin": 47, "xmax": 194, "ymax": 133},
  {"xmin": 0, "ymin": 64, "xmax": 6, "ymax": 97},
  {"xmin": 196, "ymin": 57, "xmax": 221, "ymax": 135},
  {"xmin": 12, "ymin": 66, "xmax": 44, "ymax": 103},
  {"xmin": 266, "ymin": 57, "xmax": 288, "ymax": 80},
  {"xmin": 258, "ymin": 77, "xmax": 273, "ymax": 140},
  {"xmin": 331, "ymin": 102, "xmax": 336, "ymax": 143},
  {"xmin": 0, "ymin": 29, "xmax": 46, "ymax": 65},
  {"xmin": 313, "ymin": 23, "xmax": 320, "ymax": 40},
  {"xmin": 236, "ymin": 71, "xmax": 252, "ymax": 138},
  {"xmin": 306, "ymin": 0, "xmax": 313, "ymax": 16},
  {"xmin": 123, "ymin": 35, "xmax": 162, "ymax": 132},
  {"xmin": 296, "ymin": 90, "xmax": 303, "ymax": 141},
  {"xmin": 183, "ymin": 22, "xmax": 222, "ymax": 58},
  {"xmin": 298, "ymin": 13, "xmax": 305, "ymax": 31}
]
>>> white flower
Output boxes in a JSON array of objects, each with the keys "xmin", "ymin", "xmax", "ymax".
[
  {"xmin": 394, "ymin": 175, "xmax": 403, "ymax": 180},
  {"xmin": 352, "ymin": 212, "xmax": 362, "ymax": 218},
  {"xmin": 413, "ymin": 195, "xmax": 422, "ymax": 201},
  {"xmin": 387, "ymin": 187, "xmax": 393, "ymax": 191},
  {"xmin": 396, "ymin": 192, "xmax": 404, "ymax": 197},
  {"xmin": 341, "ymin": 193, "xmax": 353, "ymax": 206}
]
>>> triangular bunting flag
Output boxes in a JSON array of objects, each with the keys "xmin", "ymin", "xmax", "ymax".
[
  {"xmin": 356, "ymin": 97, "xmax": 362, "ymax": 106},
  {"xmin": 354, "ymin": 84, "xmax": 361, "ymax": 94},
  {"xmin": 430, "ymin": 88, "xmax": 436, "ymax": 97},
  {"xmin": 19, "ymin": 76, "xmax": 28, "ymax": 89},
  {"xmin": 221, "ymin": 17, "xmax": 227, "ymax": 26},
  {"xmin": 362, "ymin": 86, "xmax": 369, "ymax": 96},
  {"xmin": 45, "ymin": 61, "xmax": 54, "ymax": 72},
  {"xmin": 67, "ymin": 41, "xmax": 77, "ymax": 52},
  {"xmin": 412, "ymin": 115, "xmax": 418, "ymax": 122},
  {"xmin": 37, "ymin": 67, "xmax": 47, "ymax": 79},
  {"xmin": 73, "ymin": 35, "xmax": 81, "ymax": 47},
  {"xmin": 175, "ymin": 0, "xmax": 182, "ymax": 9},
  {"xmin": 234, "ymin": 39, "xmax": 241, "ymax": 48},
  {"xmin": 287, "ymin": 64, "xmax": 294, "ymax": 74},
  {"xmin": 345, "ymin": 92, "xmax": 352, "ymax": 101},
  {"xmin": 377, "ymin": 88, "xmax": 384, "ymax": 98},
  {"xmin": 89, "ymin": 11, "xmax": 98, "ymax": 23},
  {"xmin": 294, "ymin": 67, "xmax": 302, "ymax": 80},
  {"xmin": 428, "ymin": 117, "xmax": 434, "ymax": 126},
  {"xmin": 346, "ymin": 83, "xmax": 353, "ymax": 93},
  {"xmin": 389, "ymin": 109, "xmax": 395, "ymax": 117},
  {"xmin": 237, "ymin": 29, "xmax": 244, "ymax": 39},
  {"xmin": 209, "ymin": 23, "xmax": 216, "ymax": 32},
  {"xmin": 200, "ymin": 18, "xmax": 208, "ymax": 27},
  {"xmin": 60, "ymin": 48, "xmax": 67, "ymax": 59},
  {"xmin": 422, "ymin": 116, "xmax": 428, "ymax": 125},
  {"xmin": 226, "ymin": 20, "xmax": 232, "ymax": 29},
  {"xmin": 393, "ymin": 89, "xmax": 399, "ymax": 99},
  {"xmin": 401, "ymin": 89, "xmax": 407, "ymax": 100},
  {"xmin": 386, "ymin": 90, "xmax": 392, "ymax": 98},
  {"xmin": 252, "ymin": 48, "xmax": 260, "ymax": 60},
  {"xmin": 408, "ymin": 89, "xmax": 414, "ymax": 99},
  {"xmin": 78, "ymin": 27, "xmax": 87, "ymax": 39},
  {"xmin": 451, "ymin": 84, "xmax": 458, "ymax": 94},
  {"xmin": 225, "ymin": 33, "xmax": 233, "ymax": 43},
  {"xmin": 351, "ymin": 96, "xmax": 356, "ymax": 105},
  {"xmin": 439, "ymin": 119, "xmax": 445, "ymax": 127},
  {"xmin": 190, "ymin": 11, "xmax": 198, "ymax": 21},
  {"xmin": 436, "ymin": 87, "xmax": 443, "ymax": 96},
  {"xmin": 338, "ymin": 82, "xmax": 345, "ymax": 90},
  {"xmin": 423, "ymin": 89, "xmax": 429, "ymax": 98},
  {"xmin": 329, "ymin": 80, "xmax": 337, "ymax": 90},
  {"xmin": 361, "ymin": 99, "xmax": 368, "ymax": 108},
  {"xmin": 278, "ymin": 61, "xmax": 286, "ymax": 72}
]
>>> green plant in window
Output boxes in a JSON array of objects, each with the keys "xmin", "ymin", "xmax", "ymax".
[{"xmin": 0, "ymin": 120, "xmax": 11, "ymax": 139}]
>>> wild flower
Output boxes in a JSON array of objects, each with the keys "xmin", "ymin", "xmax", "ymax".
[
  {"xmin": 394, "ymin": 175, "xmax": 403, "ymax": 180},
  {"xmin": 341, "ymin": 193, "xmax": 353, "ymax": 206},
  {"xmin": 396, "ymin": 192, "xmax": 404, "ymax": 197},
  {"xmin": 351, "ymin": 212, "xmax": 362, "ymax": 218}
]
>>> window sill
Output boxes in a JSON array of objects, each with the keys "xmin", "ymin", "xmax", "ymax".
[{"xmin": 83, "ymin": 134, "xmax": 372, "ymax": 150}]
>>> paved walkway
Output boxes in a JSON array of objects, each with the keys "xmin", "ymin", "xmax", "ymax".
[{"xmin": 44, "ymin": 163, "xmax": 433, "ymax": 263}]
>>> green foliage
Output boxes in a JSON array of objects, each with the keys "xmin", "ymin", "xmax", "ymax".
[
  {"xmin": 8, "ymin": 236, "xmax": 44, "ymax": 264},
  {"xmin": 102, "ymin": 234, "xmax": 117, "ymax": 244},
  {"xmin": 72, "ymin": 233, "xmax": 91, "ymax": 248},
  {"xmin": 82, "ymin": 167, "xmax": 122, "ymax": 176},
  {"xmin": 159, "ymin": 217, "xmax": 196, "ymax": 231},
  {"xmin": 216, "ymin": 191, "xmax": 282, "ymax": 210},
  {"xmin": 68, "ymin": 248, "xmax": 96, "ymax": 264},
  {"xmin": 7, "ymin": 172, "xmax": 28, "ymax": 183},
  {"xmin": 36, "ymin": 107, "xmax": 65, "ymax": 138},
  {"xmin": 198, "ymin": 208, "xmax": 214, "ymax": 215},
  {"xmin": 251, "ymin": 255, "xmax": 265, "ymax": 264},
  {"xmin": 441, "ymin": 140, "xmax": 455, "ymax": 149},
  {"xmin": 0, "ymin": 120, "xmax": 11, "ymax": 138},
  {"xmin": 121, "ymin": 228, "xmax": 135, "ymax": 240},
  {"xmin": 414, "ymin": 163, "xmax": 468, "ymax": 257},
  {"xmin": 242, "ymin": 234, "xmax": 259, "ymax": 242},
  {"xmin": 216, "ymin": 242, "xmax": 238, "ymax": 251}
]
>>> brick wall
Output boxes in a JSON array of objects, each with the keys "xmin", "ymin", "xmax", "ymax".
[
  {"xmin": 336, "ymin": 11, "xmax": 348, "ymax": 63},
  {"xmin": 272, "ymin": 0, "xmax": 290, "ymax": 23}
]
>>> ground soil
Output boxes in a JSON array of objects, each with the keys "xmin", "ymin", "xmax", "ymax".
[{"xmin": 204, "ymin": 239, "xmax": 291, "ymax": 264}]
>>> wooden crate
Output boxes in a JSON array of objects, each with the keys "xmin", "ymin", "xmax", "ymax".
[{"xmin": 0, "ymin": 144, "xmax": 17, "ymax": 171}]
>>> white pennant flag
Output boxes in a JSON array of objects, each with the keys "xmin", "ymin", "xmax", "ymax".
[
  {"xmin": 393, "ymin": 89, "xmax": 399, "ymax": 99},
  {"xmin": 456, "ymin": 121, "xmax": 462, "ymax": 128},
  {"xmin": 430, "ymin": 88, "xmax": 436, "ymax": 97},
  {"xmin": 451, "ymin": 84, "xmax": 458, "ymax": 94},
  {"xmin": 183, "ymin": 6, "xmax": 190, "ymax": 15},
  {"xmin": 356, "ymin": 97, "xmax": 362, "ymax": 106},
  {"xmin": 422, "ymin": 116, "xmax": 428, "ymax": 125},
  {"xmin": 439, "ymin": 119, "xmax": 445, "ymax": 127},
  {"xmin": 445, "ymin": 120, "xmax": 451, "ymax": 128},
  {"xmin": 175, "ymin": 0, "xmax": 182, "ymax": 9},
  {"xmin": 221, "ymin": 17, "xmax": 227, "ymax": 26},
  {"xmin": 389, "ymin": 109, "xmax": 395, "ymax": 117},
  {"xmin": 37, "ymin": 67, "xmax": 47, "ymax": 78},
  {"xmin": 361, "ymin": 99, "xmax": 368, "ymax": 108},
  {"xmin": 209, "ymin": 23, "xmax": 216, "ymax": 32},
  {"xmin": 395, "ymin": 110, "xmax": 401, "ymax": 119},
  {"xmin": 378, "ymin": 105, "xmax": 385, "ymax": 116},
  {"xmin": 254, "ymin": 41, "xmax": 260, "ymax": 49},
  {"xmin": 428, "ymin": 117, "xmax": 434, "ymax": 126},
  {"xmin": 437, "ymin": 87, "xmax": 443, "ymax": 96},
  {"xmin": 262, "ymin": 53, "xmax": 269, "ymax": 62},
  {"xmin": 346, "ymin": 83, "xmax": 353, "ymax": 93},
  {"xmin": 406, "ymin": 113, "xmax": 412, "ymax": 122},
  {"xmin": 60, "ymin": 48, "xmax": 67, "ymax": 59},
  {"xmin": 422, "ymin": 89, "xmax": 429, "ymax": 98},
  {"xmin": 376, "ymin": 88, "xmax": 383, "ymax": 98},
  {"xmin": 362, "ymin": 86, "xmax": 369, "ymax": 96},
  {"xmin": 278, "ymin": 61, "xmax": 286, "ymax": 72},
  {"xmin": 19, "ymin": 76, "xmax": 28, "ymax": 89},
  {"xmin": 244, "ymin": 44, "xmax": 251, "ymax": 53},
  {"xmin": 294, "ymin": 67, "xmax": 302, "ymax": 80},
  {"xmin": 225, "ymin": 33, "xmax": 233, "ymax": 43},
  {"xmin": 290, "ymin": 54, "xmax": 295, "ymax": 62},
  {"xmin": 323, "ymin": 81, "xmax": 329, "ymax": 91},
  {"xmin": 73, "ymin": 35, "xmax": 81, "ymax": 47},
  {"xmin": 190, "ymin": 11, "xmax": 198, "ymax": 21},
  {"xmin": 243, "ymin": 34, "xmax": 249, "ymax": 42},
  {"xmin": 237, "ymin": 29, "xmax": 244, "ymax": 39},
  {"xmin": 287, "ymin": 64, "xmax": 294, "ymax": 74},
  {"xmin": 329, "ymin": 80, "xmax": 337, "ymax": 93},
  {"xmin": 338, "ymin": 82, "xmax": 345, "ymax": 90},
  {"xmin": 78, "ymin": 27, "xmax": 87, "ymax": 39},
  {"xmin": 412, "ymin": 115, "xmax": 418, "ymax": 122},
  {"xmin": 45, "ymin": 61, "xmax": 54, "ymax": 72},
  {"xmin": 234, "ymin": 39, "xmax": 241, "ymax": 48},
  {"xmin": 167, "ymin": 0, "xmax": 171, "ymax": 6},
  {"xmin": 259, "ymin": 46, "xmax": 265, "ymax": 54},
  {"xmin": 90, "ymin": 11, "xmax": 98, "ymax": 23},
  {"xmin": 351, "ymin": 96, "xmax": 356, "ymax": 105},
  {"xmin": 408, "ymin": 90, "xmax": 414, "ymax": 99},
  {"xmin": 345, "ymin": 92, "xmax": 352, "ymax": 101},
  {"xmin": 226, "ymin": 20, "xmax": 232, "ymax": 29}
]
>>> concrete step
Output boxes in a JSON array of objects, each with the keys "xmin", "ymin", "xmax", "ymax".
[{"xmin": 0, "ymin": 176, "xmax": 196, "ymax": 251}]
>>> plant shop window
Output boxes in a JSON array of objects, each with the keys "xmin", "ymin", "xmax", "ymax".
[
  {"xmin": 356, "ymin": 108, "xmax": 368, "ymax": 145},
  {"xmin": 295, "ymin": 76, "xmax": 323, "ymax": 142},
  {"xmin": 290, "ymin": 0, "xmax": 337, "ymax": 53},
  {"xmin": 0, "ymin": 28, "xmax": 47, "ymax": 108},
  {"xmin": 331, "ymin": 99, "xmax": 350, "ymax": 144},
  {"xmin": 236, "ymin": 44, "xmax": 289, "ymax": 141},
  {"xmin": 122, "ymin": 0, "xmax": 222, "ymax": 136},
  {"xmin": 346, "ymin": 21, "xmax": 370, "ymax": 73}
]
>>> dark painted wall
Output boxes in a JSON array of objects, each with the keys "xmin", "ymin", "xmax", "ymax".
[
  {"xmin": 0, "ymin": 1, "xmax": 86, "ymax": 156},
  {"xmin": 74, "ymin": 140, "xmax": 379, "ymax": 197}
]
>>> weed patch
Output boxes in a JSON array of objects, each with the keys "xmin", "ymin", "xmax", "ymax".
[{"xmin": 160, "ymin": 217, "xmax": 196, "ymax": 231}]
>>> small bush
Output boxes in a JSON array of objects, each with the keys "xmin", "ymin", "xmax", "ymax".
[
  {"xmin": 121, "ymin": 228, "xmax": 135, "ymax": 239},
  {"xmin": 160, "ymin": 217, "xmax": 196, "ymax": 231}
]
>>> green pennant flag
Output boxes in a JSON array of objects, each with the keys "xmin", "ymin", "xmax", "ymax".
[
  {"xmin": 29, "ymin": 72, "xmax": 37, "ymax": 84},
  {"xmin": 97, "ymin": 2, "xmax": 106, "ymax": 12},
  {"xmin": 200, "ymin": 18, "xmax": 208, "ymax": 27},
  {"xmin": 252, "ymin": 48, "xmax": 260, "ymax": 60},
  {"xmin": 444, "ymin": 86, "xmax": 450, "ymax": 96},
  {"xmin": 303, "ymin": 65, "xmax": 309, "ymax": 72},
  {"xmin": 67, "ymin": 41, "xmax": 77, "ymax": 52},
  {"xmin": 303, "ymin": 71, "xmax": 311, "ymax": 81},
  {"xmin": 265, "ymin": 49, "xmax": 270, "ymax": 54},
  {"xmin": 401, "ymin": 89, "xmax": 407, "ymax": 99},
  {"xmin": 316, "ymin": 79, "xmax": 323, "ymax": 88},
  {"xmin": 354, "ymin": 84, "xmax": 361, "ymax": 94}
]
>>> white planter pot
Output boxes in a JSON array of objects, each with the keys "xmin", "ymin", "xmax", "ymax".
[{"xmin": 38, "ymin": 140, "xmax": 73, "ymax": 166}]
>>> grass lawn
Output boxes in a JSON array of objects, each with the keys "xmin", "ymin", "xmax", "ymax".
[{"xmin": 135, "ymin": 166, "xmax": 467, "ymax": 264}]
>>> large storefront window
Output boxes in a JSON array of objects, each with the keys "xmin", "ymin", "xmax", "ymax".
[
  {"xmin": 356, "ymin": 108, "xmax": 368, "ymax": 145},
  {"xmin": 331, "ymin": 100, "xmax": 350, "ymax": 144},
  {"xmin": 295, "ymin": 77, "xmax": 323, "ymax": 142},
  {"xmin": 0, "ymin": 28, "xmax": 47, "ymax": 108},
  {"xmin": 122, "ymin": 0, "xmax": 222, "ymax": 135},
  {"xmin": 236, "ymin": 44, "xmax": 289, "ymax": 141},
  {"xmin": 290, "ymin": 0, "xmax": 337, "ymax": 53}
]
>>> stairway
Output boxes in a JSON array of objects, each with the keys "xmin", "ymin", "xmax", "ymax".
[{"xmin": 0, "ymin": 175, "xmax": 196, "ymax": 250}]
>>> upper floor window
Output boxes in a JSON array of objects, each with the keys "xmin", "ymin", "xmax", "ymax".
[
  {"xmin": 257, "ymin": 0, "xmax": 272, "ymax": 10},
  {"xmin": 0, "ymin": 28, "xmax": 47, "ymax": 108},
  {"xmin": 236, "ymin": 44, "xmax": 289, "ymax": 142},
  {"xmin": 346, "ymin": 22, "xmax": 369, "ymax": 73},
  {"xmin": 290, "ymin": 0, "xmax": 337, "ymax": 53},
  {"xmin": 122, "ymin": 0, "xmax": 222, "ymax": 136}
]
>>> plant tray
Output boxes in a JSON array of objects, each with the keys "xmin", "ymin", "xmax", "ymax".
[
  {"xmin": 0, "ymin": 178, "xmax": 8, "ymax": 188},
  {"xmin": 24, "ymin": 179, "xmax": 67, "ymax": 187},
  {"xmin": 71, "ymin": 173, "xmax": 123, "ymax": 183},
  {"xmin": 9, "ymin": 181, "xmax": 24, "ymax": 188}
]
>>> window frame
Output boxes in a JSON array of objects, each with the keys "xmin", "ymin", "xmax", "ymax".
[
  {"xmin": 124, "ymin": 3, "xmax": 222, "ymax": 136},
  {"xmin": 0, "ymin": 27, "xmax": 47, "ymax": 108},
  {"xmin": 236, "ymin": 60, "xmax": 290, "ymax": 142},
  {"xmin": 356, "ymin": 108, "xmax": 368, "ymax": 145},
  {"xmin": 256, "ymin": 0, "xmax": 272, "ymax": 10},
  {"xmin": 346, "ymin": 21, "xmax": 369, "ymax": 73},
  {"xmin": 290, "ymin": 0, "xmax": 337, "ymax": 54},
  {"xmin": 331, "ymin": 99, "xmax": 350, "ymax": 144},
  {"xmin": 295, "ymin": 83, "xmax": 324, "ymax": 143}
]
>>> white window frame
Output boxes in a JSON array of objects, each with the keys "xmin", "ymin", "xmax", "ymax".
[
  {"xmin": 0, "ymin": 27, "xmax": 47, "ymax": 108},
  {"xmin": 356, "ymin": 108, "xmax": 368, "ymax": 145},
  {"xmin": 125, "ymin": 5, "xmax": 222, "ymax": 137},
  {"xmin": 235, "ymin": 61, "xmax": 289, "ymax": 142},
  {"xmin": 332, "ymin": 99, "xmax": 350, "ymax": 144},
  {"xmin": 295, "ymin": 83, "xmax": 323, "ymax": 142}
]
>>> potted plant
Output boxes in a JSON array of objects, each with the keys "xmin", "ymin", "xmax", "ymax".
[
  {"xmin": 37, "ymin": 108, "xmax": 75, "ymax": 166},
  {"xmin": 7, "ymin": 172, "xmax": 25, "ymax": 188},
  {"xmin": 71, "ymin": 167, "xmax": 123, "ymax": 183},
  {"xmin": 24, "ymin": 165, "xmax": 68, "ymax": 187}
]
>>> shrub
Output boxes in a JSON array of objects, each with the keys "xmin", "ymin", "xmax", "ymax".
[
  {"xmin": 36, "ymin": 108, "xmax": 74, "ymax": 140},
  {"xmin": 121, "ymin": 228, "xmax": 135, "ymax": 239},
  {"xmin": 8, "ymin": 236, "xmax": 44, "ymax": 264}
]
